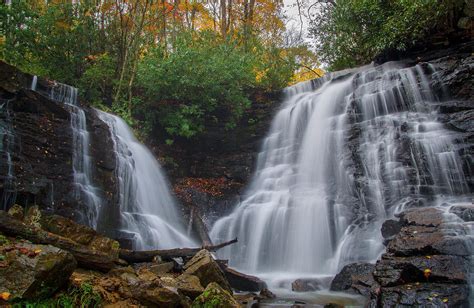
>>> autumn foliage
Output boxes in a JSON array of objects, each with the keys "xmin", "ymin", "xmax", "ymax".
[{"xmin": 174, "ymin": 177, "xmax": 242, "ymax": 204}]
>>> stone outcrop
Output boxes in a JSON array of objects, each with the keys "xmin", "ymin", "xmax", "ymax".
[
  {"xmin": 0, "ymin": 61, "xmax": 118, "ymax": 227},
  {"xmin": 0, "ymin": 241, "xmax": 77, "ymax": 300},
  {"xmin": 372, "ymin": 207, "xmax": 471, "ymax": 307},
  {"xmin": 183, "ymin": 249, "xmax": 232, "ymax": 293},
  {"xmin": 330, "ymin": 263, "xmax": 377, "ymax": 296}
]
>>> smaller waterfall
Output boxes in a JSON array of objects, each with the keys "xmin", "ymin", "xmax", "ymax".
[
  {"xmin": 32, "ymin": 79, "xmax": 103, "ymax": 227},
  {"xmin": 0, "ymin": 99, "xmax": 16, "ymax": 210},
  {"xmin": 97, "ymin": 110, "xmax": 195, "ymax": 250},
  {"xmin": 30, "ymin": 75, "xmax": 37, "ymax": 91}
]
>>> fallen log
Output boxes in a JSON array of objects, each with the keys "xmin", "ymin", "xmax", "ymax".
[
  {"xmin": 0, "ymin": 211, "xmax": 116, "ymax": 271},
  {"xmin": 119, "ymin": 238, "xmax": 237, "ymax": 263}
]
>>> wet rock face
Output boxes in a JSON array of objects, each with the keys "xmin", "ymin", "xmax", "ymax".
[
  {"xmin": 0, "ymin": 241, "xmax": 77, "ymax": 300},
  {"xmin": 0, "ymin": 61, "xmax": 118, "ymax": 227},
  {"xmin": 330, "ymin": 263, "xmax": 377, "ymax": 296},
  {"xmin": 369, "ymin": 207, "xmax": 471, "ymax": 306}
]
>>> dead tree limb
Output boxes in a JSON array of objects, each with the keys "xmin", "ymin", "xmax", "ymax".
[{"xmin": 119, "ymin": 238, "xmax": 237, "ymax": 263}]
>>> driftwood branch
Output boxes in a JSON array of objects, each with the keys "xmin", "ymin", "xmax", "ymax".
[{"xmin": 119, "ymin": 238, "xmax": 238, "ymax": 263}]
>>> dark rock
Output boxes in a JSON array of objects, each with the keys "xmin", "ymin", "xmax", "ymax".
[
  {"xmin": 149, "ymin": 261, "xmax": 175, "ymax": 275},
  {"xmin": 0, "ymin": 242, "xmax": 77, "ymax": 300},
  {"xmin": 450, "ymin": 204, "xmax": 474, "ymax": 221},
  {"xmin": 398, "ymin": 207, "xmax": 445, "ymax": 227},
  {"xmin": 381, "ymin": 219, "xmax": 402, "ymax": 240},
  {"xmin": 223, "ymin": 267, "xmax": 267, "ymax": 292},
  {"xmin": 330, "ymin": 263, "xmax": 377, "ymax": 296},
  {"xmin": 291, "ymin": 278, "xmax": 323, "ymax": 292},
  {"xmin": 387, "ymin": 225, "xmax": 470, "ymax": 256},
  {"xmin": 260, "ymin": 288, "xmax": 276, "ymax": 299},
  {"xmin": 374, "ymin": 255, "xmax": 469, "ymax": 287},
  {"xmin": 378, "ymin": 283, "xmax": 469, "ymax": 307}
]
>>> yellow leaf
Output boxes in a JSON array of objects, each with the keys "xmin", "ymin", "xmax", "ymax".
[
  {"xmin": 442, "ymin": 298, "xmax": 448, "ymax": 303},
  {"xmin": 424, "ymin": 268, "xmax": 431, "ymax": 279},
  {"xmin": 34, "ymin": 249, "xmax": 42, "ymax": 254},
  {"xmin": 0, "ymin": 292, "xmax": 10, "ymax": 301}
]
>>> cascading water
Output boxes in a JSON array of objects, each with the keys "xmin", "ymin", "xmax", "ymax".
[
  {"xmin": 0, "ymin": 98, "xmax": 16, "ymax": 210},
  {"xmin": 32, "ymin": 78, "xmax": 103, "ymax": 227},
  {"xmin": 211, "ymin": 62, "xmax": 472, "ymax": 288},
  {"xmin": 97, "ymin": 110, "xmax": 195, "ymax": 250}
]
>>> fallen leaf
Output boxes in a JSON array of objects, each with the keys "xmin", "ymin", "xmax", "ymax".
[
  {"xmin": 0, "ymin": 292, "xmax": 10, "ymax": 301},
  {"xmin": 424, "ymin": 268, "xmax": 431, "ymax": 279}
]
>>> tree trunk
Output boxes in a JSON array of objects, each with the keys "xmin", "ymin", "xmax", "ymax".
[{"xmin": 220, "ymin": 0, "xmax": 227, "ymax": 37}]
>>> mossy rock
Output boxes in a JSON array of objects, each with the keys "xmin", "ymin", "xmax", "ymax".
[{"xmin": 192, "ymin": 282, "xmax": 239, "ymax": 308}]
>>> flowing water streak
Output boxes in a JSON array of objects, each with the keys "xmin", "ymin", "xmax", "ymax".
[
  {"xmin": 38, "ymin": 80, "xmax": 103, "ymax": 227},
  {"xmin": 211, "ymin": 62, "xmax": 470, "ymax": 288},
  {"xmin": 0, "ymin": 98, "xmax": 16, "ymax": 210},
  {"xmin": 96, "ymin": 110, "xmax": 195, "ymax": 250}
]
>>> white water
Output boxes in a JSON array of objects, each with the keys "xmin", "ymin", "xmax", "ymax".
[
  {"xmin": 34, "ymin": 79, "xmax": 103, "ymax": 227},
  {"xmin": 0, "ymin": 98, "xmax": 16, "ymax": 210},
  {"xmin": 211, "ymin": 62, "xmax": 471, "ymax": 288},
  {"xmin": 97, "ymin": 110, "xmax": 195, "ymax": 250}
]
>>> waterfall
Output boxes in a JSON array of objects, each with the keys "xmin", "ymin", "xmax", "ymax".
[
  {"xmin": 210, "ymin": 62, "xmax": 471, "ymax": 285},
  {"xmin": 33, "ymin": 79, "xmax": 103, "ymax": 227},
  {"xmin": 0, "ymin": 98, "xmax": 16, "ymax": 210},
  {"xmin": 96, "ymin": 110, "xmax": 195, "ymax": 250}
]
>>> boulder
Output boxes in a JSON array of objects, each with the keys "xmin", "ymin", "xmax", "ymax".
[
  {"xmin": 183, "ymin": 249, "xmax": 232, "ymax": 293},
  {"xmin": 99, "ymin": 267, "xmax": 189, "ymax": 307},
  {"xmin": 161, "ymin": 274, "xmax": 205, "ymax": 299},
  {"xmin": 40, "ymin": 214, "xmax": 120, "ymax": 258},
  {"xmin": 0, "ymin": 242, "xmax": 77, "ymax": 300},
  {"xmin": 149, "ymin": 261, "xmax": 175, "ymax": 275},
  {"xmin": 192, "ymin": 282, "xmax": 239, "ymax": 308},
  {"xmin": 291, "ymin": 279, "xmax": 323, "ymax": 292},
  {"xmin": 378, "ymin": 283, "xmax": 469, "ymax": 307},
  {"xmin": 223, "ymin": 267, "xmax": 267, "ymax": 292},
  {"xmin": 330, "ymin": 263, "xmax": 377, "ymax": 296},
  {"xmin": 387, "ymin": 225, "xmax": 470, "ymax": 256},
  {"xmin": 260, "ymin": 288, "xmax": 276, "ymax": 299},
  {"xmin": 449, "ymin": 205, "xmax": 474, "ymax": 222},
  {"xmin": 374, "ymin": 254, "xmax": 469, "ymax": 287},
  {"xmin": 398, "ymin": 207, "xmax": 445, "ymax": 227},
  {"xmin": 381, "ymin": 219, "xmax": 402, "ymax": 240}
]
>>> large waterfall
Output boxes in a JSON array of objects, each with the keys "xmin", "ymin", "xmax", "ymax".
[
  {"xmin": 210, "ymin": 62, "xmax": 471, "ymax": 286},
  {"xmin": 97, "ymin": 111, "xmax": 195, "ymax": 250}
]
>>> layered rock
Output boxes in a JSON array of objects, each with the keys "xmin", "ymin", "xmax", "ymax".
[
  {"xmin": 0, "ymin": 61, "xmax": 118, "ymax": 226},
  {"xmin": 330, "ymin": 206, "xmax": 472, "ymax": 307},
  {"xmin": 0, "ymin": 240, "xmax": 77, "ymax": 300}
]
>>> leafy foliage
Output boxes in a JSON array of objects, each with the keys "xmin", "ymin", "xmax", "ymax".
[
  {"xmin": 309, "ymin": 0, "xmax": 460, "ymax": 70},
  {"xmin": 1, "ymin": 1, "xmax": 320, "ymax": 139}
]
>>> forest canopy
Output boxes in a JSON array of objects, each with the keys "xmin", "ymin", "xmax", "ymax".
[{"xmin": 0, "ymin": 0, "xmax": 321, "ymax": 139}]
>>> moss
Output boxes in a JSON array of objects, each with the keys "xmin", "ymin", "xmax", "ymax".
[
  {"xmin": 0, "ymin": 234, "xmax": 10, "ymax": 245},
  {"xmin": 192, "ymin": 283, "xmax": 237, "ymax": 308},
  {"xmin": 12, "ymin": 282, "xmax": 101, "ymax": 308}
]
